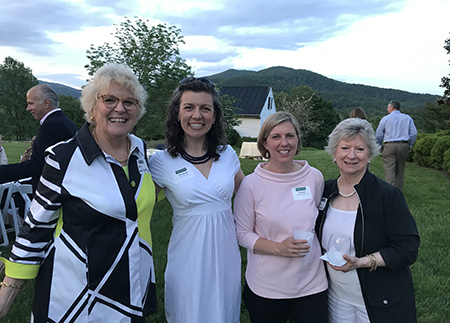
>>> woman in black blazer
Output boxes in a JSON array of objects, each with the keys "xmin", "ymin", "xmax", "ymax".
[{"xmin": 316, "ymin": 118, "xmax": 419, "ymax": 323}]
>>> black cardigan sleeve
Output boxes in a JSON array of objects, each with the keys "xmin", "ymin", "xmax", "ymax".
[{"xmin": 379, "ymin": 187, "xmax": 420, "ymax": 272}]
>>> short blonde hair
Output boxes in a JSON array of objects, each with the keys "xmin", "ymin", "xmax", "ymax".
[
  {"xmin": 257, "ymin": 111, "xmax": 302, "ymax": 158},
  {"xmin": 81, "ymin": 63, "xmax": 147, "ymax": 124}
]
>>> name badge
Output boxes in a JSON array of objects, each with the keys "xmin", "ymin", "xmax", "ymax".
[
  {"xmin": 292, "ymin": 186, "xmax": 312, "ymax": 200},
  {"xmin": 318, "ymin": 197, "xmax": 327, "ymax": 211},
  {"xmin": 172, "ymin": 166, "xmax": 194, "ymax": 184},
  {"xmin": 137, "ymin": 159, "xmax": 150, "ymax": 174}
]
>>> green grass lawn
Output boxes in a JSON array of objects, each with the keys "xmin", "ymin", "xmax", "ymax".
[
  {"xmin": 2, "ymin": 142, "xmax": 32, "ymax": 164},
  {"xmin": 1, "ymin": 146, "xmax": 449, "ymax": 322}
]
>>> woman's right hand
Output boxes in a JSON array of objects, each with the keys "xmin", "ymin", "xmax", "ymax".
[
  {"xmin": 277, "ymin": 236, "xmax": 310, "ymax": 258},
  {"xmin": 253, "ymin": 236, "xmax": 310, "ymax": 258}
]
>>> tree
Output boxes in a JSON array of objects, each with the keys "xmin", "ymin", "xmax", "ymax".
[
  {"xmin": 419, "ymin": 34, "xmax": 450, "ymax": 133},
  {"xmin": 275, "ymin": 90, "xmax": 320, "ymax": 138},
  {"xmin": 59, "ymin": 95, "xmax": 85, "ymax": 129},
  {"xmin": 0, "ymin": 57, "xmax": 39, "ymax": 140},
  {"xmin": 436, "ymin": 34, "xmax": 450, "ymax": 129},
  {"xmin": 85, "ymin": 17, "xmax": 192, "ymax": 140},
  {"xmin": 275, "ymin": 86, "xmax": 340, "ymax": 149},
  {"xmin": 218, "ymin": 92, "xmax": 242, "ymax": 145}
]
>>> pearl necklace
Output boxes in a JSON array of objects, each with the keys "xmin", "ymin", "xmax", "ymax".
[
  {"xmin": 92, "ymin": 128, "xmax": 130, "ymax": 164},
  {"xmin": 337, "ymin": 177, "xmax": 356, "ymax": 198}
]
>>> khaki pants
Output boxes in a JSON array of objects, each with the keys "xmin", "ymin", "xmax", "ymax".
[{"xmin": 382, "ymin": 142, "xmax": 410, "ymax": 191}]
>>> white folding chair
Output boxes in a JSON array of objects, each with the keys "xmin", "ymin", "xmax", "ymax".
[
  {"xmin": 0, "ymin": 183, "xmax": 15, "ymax": 246},
  {"xmin": 13, "ymin": 181, "xmax": 33, "ymax": 223}
]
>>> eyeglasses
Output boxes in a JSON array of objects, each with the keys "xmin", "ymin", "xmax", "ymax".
[
  {"xmin": 179, "ymin": 77, "xmax": 215, "ymax": 86},
  {"xmin": 99, "ymin": 95, "xmax": 139, "ymax": 111}
]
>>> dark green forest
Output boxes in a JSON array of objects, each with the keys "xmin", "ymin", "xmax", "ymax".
[
  {"xmin": 206, "ymin": 66, "xmax": 440, "ymax": 130},
  {"xmin": 1, "ymin": 65, "xmax": 442, "ymax": 141}
]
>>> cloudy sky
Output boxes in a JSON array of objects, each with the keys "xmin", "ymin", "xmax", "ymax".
[{"xmin": 1, "ymin": 0, "xmax": 449, "ymax": 95}]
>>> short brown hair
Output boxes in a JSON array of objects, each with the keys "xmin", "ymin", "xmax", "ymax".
[{"xmin": 350, "ymin": 107, "xmax": 366, "ymax": 119}]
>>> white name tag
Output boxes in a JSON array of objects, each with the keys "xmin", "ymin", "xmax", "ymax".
[
  {"xmin": 137, "ymin": 159, "xmax": 150, "ymax": 174},
  {"xmin": 292, "ymin": 186, "xmax": 312, "ymax": 200},
  {"xmin": 318, "ymin": 197, "xmax": 327, "ymax": 211},
  {"xmin": 172, "ymin": 166, "xmax": 194, "ymax": 184}
]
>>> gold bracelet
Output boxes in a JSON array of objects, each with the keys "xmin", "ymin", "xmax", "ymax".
[
  {"xmin": 366, "ymin": 254, "xmax": 378, "ymax": 272},
  {"xmin": 0, "ymin": 281, "xmax": 24, "ymax": 290}
]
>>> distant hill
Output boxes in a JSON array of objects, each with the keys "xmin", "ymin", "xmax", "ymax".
[
  {"xmin": 39, "ymin": 80, "xmax": 82, "ymax": 98},
  {"xmin": 38, "ymin": 66, "xmax": 441, "ymax": 117},
  {"xmin": 208, "ymin": 69, "xmax": 255, "ymax": 82},
  {"xmin": 204, "ymin": 66, "xmax": 440, "ymax": 115}
]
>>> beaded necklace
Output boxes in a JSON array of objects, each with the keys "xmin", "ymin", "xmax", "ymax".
[{"xmin": 180, "ymin": 148, "xmax": 211, "ymax": 164}]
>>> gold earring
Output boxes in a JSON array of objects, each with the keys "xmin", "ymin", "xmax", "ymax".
[{"xmin": 90, "ymin": 116, "xmax": 95, "ymax": 122}]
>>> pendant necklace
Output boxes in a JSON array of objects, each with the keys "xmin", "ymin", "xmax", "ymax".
[
  {"xmin": 180, "ymin": 148, "xmax": 211, "ymax": 164},
  {"xmin": 92, "ymin": 128, "xmax": 130, "ymax": 164},
  {"xmin": 337, "ymin": 177, "xmax": 356, "ymax": 198}
]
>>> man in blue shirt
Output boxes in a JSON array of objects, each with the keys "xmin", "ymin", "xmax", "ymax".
[{"xmin": 376, "ymin": 100, "xmax": 417, "ymax": 191}]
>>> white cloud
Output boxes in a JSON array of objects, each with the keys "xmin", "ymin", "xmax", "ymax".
[
  {"xmin": 0, "ymin": 0, "xmax": 448, "ymax": 94},
  {"xmin": 205, "ymin": 0, "xmax": 449, "ymax": 94}
]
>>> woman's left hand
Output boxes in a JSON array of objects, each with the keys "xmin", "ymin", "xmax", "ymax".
[
  {"xmin": 329, "ymin": 251, "xmax": 385, "ymax": 273},
  {"xmin": 328, "ymin": 254, "xmax": 362, "ymax": 273}
]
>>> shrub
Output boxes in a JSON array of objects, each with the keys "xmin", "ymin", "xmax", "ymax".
[
  {"xmin": 412, "ymin": 134, "xmax": 436, "ymax": 167},
  {"xmin": 408, "ymin": 133, "xmax": 427, "ymax": 161},
  {"xmin": 430, "ymin": 136, "xmax": 450, "ymax": 170},
  {"xmin": 226, "ymin": 127, "xmax": 241, "ymax": 146},
  {"xmin": 443, "ymin": 147, "xmax": 450, "ymax": 173}
]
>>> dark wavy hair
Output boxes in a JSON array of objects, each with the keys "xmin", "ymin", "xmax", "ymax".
[{"xmin": 165, "ymin": 79, "xmax": 227, "ymax": 160}]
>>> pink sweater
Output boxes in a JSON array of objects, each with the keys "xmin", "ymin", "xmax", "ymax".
[{"xmin": 234, "ymin": 161, "xmax": 328, "ymax": 299}]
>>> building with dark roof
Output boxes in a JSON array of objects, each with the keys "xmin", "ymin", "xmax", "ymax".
[{"xmin": 219, "ymin": 86, "xmax": 276, "ymax": 137}]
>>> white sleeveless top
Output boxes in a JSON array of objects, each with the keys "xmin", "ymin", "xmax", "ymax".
[{"xmin": 322, "ymin": 205, "xmax": 365, "ymax": 307}]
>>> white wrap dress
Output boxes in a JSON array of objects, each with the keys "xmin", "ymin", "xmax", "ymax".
[{"xmin": 149, "ymin": 145, "xmax": 241, "ymax": 323}]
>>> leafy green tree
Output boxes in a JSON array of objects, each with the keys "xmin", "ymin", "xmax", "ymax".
[
  {"xmin": 59, "ymin": 95, "xmax": 85, "ymax": 129},
  {"xmin": 219, "ymin": 92, "xmax": 242, "ymax": 145},
  {"xmin": 419, "ymin": 34, "xmax": 450, "ymax": 133},
  {"xmin": 436, "ymin": 34, "xmax": 450, "ymax": 130},
  {"xmin": 85, "ymin": 17, "xmax": 192, "ymax": 140},
  {"xmin": 0, "ymin": 56, "xmax": 39, "ymax": 140},
  {"xmin": 275, "ymin": 86, "xmax": 340, "ymax": 149},
  {"xmin": 421, "ymin": 102, "xmax": 450, "ymax": 133}
]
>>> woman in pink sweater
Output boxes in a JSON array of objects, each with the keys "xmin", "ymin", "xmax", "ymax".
[{"xmin": 234, "ymin": 111, "xmax": 328, "ymax": 323}]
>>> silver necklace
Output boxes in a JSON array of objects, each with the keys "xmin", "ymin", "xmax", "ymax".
[{"xmin": 338, "ymin": 177, "xmax": 356, "ymax": 198}]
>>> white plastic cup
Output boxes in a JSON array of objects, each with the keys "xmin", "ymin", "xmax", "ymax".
[{"xmin": 292, "ymin": 226, "xmax": 314, "ymax": 254}]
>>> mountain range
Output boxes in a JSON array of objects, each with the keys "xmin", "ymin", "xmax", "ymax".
[
  {"xmin": 39, "ymin": 80, "xmax": 82, "ymax": 98},
  {"xmin": 40, "ymin": 66, "xmax": 441, "ymax": 116},
  {"xmin": 205, "ymin": 66, "xmax": 440, "ymax": 115}
]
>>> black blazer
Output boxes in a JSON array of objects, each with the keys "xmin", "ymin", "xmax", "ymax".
[
  {"xmin": 0, "ymin": 110, "xmax": 78, "ymax": 192},
  {"xmin": 316, "ymin": 170, "xmax": 419, "ymax": 323}
]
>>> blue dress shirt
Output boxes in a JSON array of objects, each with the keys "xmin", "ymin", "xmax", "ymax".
[{"xmin": 376, "ymin": 110, "xmax": 417, "ymax": 148}]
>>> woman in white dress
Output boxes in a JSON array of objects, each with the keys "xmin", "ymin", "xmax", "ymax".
[{"xmin": 149, "ymin": 77, "xmax": 245, "ymax": 323}]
